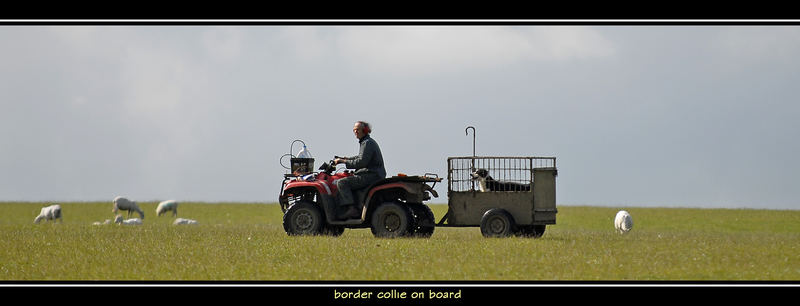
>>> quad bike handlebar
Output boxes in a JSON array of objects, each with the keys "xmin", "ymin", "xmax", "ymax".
[
  {"xmin": 318, "ymin": 159, "xmax": 337, "ymax": 174},
  {"xmin": 319, "ymin": 156, "xmax": 352, "ymax": 175}
]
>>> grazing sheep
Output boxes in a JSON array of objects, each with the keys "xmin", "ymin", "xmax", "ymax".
[
  {"xmin": 113, "ymin": 196, "xmax": 144, "ymax": 219},
  {"xmin": 614, "ymin": 210, "xmax": 633, "ymax": 234},
  {"xmin": 114, "ymin": 215, "xmax": 143, "ymax": 225},
  {"xmin": 173, "ymin": 218, "xmax": 198, "ymax": 225},
  {"xmin": 156, "ymin": 200, "xmax": 179, "ymax": 217},
  {"xmin": 33, "ymin": 204, "xmax": 62, "ymax": 224}
]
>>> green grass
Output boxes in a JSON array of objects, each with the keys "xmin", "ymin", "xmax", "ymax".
[{"xmin": 1, "ymin": 202, "xmax": 798, "ymax": 280}]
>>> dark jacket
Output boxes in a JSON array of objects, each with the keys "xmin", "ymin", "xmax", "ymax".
[{"xmin": 345, "ymin": 135, "xmax": 386, "ymax": 178}]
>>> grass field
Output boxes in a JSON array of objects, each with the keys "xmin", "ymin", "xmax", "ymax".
[{"xmin": 1, "ymin": 202, "xmax": 798, "ymax": 280}]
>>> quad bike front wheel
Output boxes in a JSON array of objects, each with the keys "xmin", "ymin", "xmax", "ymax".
[{"xmin": 283, "ymin": 201, "xmax": 324, "ymax": 236}]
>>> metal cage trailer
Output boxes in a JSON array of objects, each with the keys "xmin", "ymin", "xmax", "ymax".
[{"xmin": 440, "ymin": 156, "xmax": 558, "ymax": 238}]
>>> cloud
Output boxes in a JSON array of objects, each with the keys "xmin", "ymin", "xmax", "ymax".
[
  {"xmin": 711, "ymin": 27, "xmax": 800, "ymax": 64},
  {"xmin": 202, "ymin": 27, "xmax": 245, "ymax": 61},
  {"xmin": 280, "ymin": 26, "xmax": 616, "ymax": 76},
  {"xmin": 276, "ymin": 27, "xmax": 333, "ymax": 61},
  {"xmin": 3, "ymin": 26, "xmax": 800, "ymax": 209},
  {"xmin": 0, "ymin": 27, "xmax": 224, "ymax": 200}
]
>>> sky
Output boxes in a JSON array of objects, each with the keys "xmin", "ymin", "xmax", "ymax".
[{"xmin": 1, "ymin": 24, "xmax": 799, "ymax": 210}]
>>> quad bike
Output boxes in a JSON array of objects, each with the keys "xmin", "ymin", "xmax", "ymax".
[{"xmin": 278, "ymin": 158, "xmax": 442, "ymax": 238}]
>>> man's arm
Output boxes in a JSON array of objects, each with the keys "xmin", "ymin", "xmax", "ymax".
[
  {"xmin": 334, "ymin": 156, "xmax": 353, "ymax": 164},
  {"xmin": 344, "ymin": 140, "xmax": 374, "ymax": 169},
  {"xmin": 334, "ymin": 152, "xmax": 361, "ymax": 166}
]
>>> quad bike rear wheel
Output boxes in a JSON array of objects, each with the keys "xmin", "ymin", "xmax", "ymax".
[
  {"xmin": 370, "ymin": 202, "xmax": 413, "ymax": 238},
  {"xmin": 409, "ymin": 203, "xmax": 435, "ymax": 238}
]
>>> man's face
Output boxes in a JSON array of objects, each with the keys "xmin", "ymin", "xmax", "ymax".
[{"xmin": 353, "ymin": 122, "xmax": 365, "ymax": 139}]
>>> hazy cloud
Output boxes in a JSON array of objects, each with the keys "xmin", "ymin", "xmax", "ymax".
[
  {"xmin": 331, "ymin": 26, "xmax": 615, "ymax": 75},
  {"xmin": 1, "ymin": 25, "xmax": 798, "ymax": 210}
]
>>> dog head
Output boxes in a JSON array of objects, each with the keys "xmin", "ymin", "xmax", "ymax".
[
  {"xmin": 471, "ymin": 168, "xmax": 490, "ymax": 180},
  {"xmin": 470, "ymin": 169, "xmax": 490, "ymax": 192}
]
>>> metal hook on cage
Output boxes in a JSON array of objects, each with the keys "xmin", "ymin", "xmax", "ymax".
[
  {"xmin": 465, "ymin": 126, "xmax": 475, "ymax": 157},
  {"xmin": 465, "ymin": 126, "xmax": 476, "ymax": 193}
]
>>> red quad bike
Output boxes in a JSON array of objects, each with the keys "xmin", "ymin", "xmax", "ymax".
[{"xmin": 279, "ymin": 158, "xmax": 442, "ymax": 238}]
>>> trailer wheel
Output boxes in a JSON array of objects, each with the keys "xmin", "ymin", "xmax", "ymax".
[
  {"xmin": 409, "ymin": 203, "xmax": 435, "ymax": 238},
  {"xmin": 283, "ymin": 201, "xmax": 324, "ymax": 236},
  {"xmin": 480, "ymin": 208, "xmax": 515, "ymax": 238},
  {"xmin": 515, "ymin": 225, "xmax": 546, "ymax": 238},
  {"xmin": 371, "ymin": 202, "xmax": 413, "ymax": 238}
]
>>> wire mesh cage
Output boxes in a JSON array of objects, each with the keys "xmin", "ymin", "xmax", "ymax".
[{"xmin": 447, "ymin": 156, "xmax": 556, "ymax": 192}]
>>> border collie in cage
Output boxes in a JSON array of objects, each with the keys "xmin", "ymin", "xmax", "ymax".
[{"xmin": 470, "ymin": 169, "xmax": 531, "ymax": 192}]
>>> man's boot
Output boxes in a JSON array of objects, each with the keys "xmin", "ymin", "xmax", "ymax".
[{"xmin": 337, "ymin": 205, "xmax": 360, "ymax": 219}]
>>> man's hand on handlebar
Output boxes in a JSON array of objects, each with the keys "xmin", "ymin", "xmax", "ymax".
[{"xmin": 333, "ymin": 156, "xmax": 346, "ymax": 165}]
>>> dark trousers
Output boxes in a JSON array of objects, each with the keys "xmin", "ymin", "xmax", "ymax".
[{"xmin": 335, "ymin": 173, "xmax": 382, "ymax": 207}]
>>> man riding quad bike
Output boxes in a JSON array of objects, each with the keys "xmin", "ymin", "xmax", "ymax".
[{"xmin": 278, "ymin": 159, "xmax": 441, "ymax": 238}]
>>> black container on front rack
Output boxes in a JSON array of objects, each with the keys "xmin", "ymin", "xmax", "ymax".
[{"xmin": 290, "ymin": 157, "xmax": 314, "ymax": 175}]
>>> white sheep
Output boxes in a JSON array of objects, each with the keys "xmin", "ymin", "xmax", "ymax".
[
  {"xmin": 156, "ymin": 200, "xmax": 179, "ymax": 217},
  {"xmin": 92, "ymin": 219, "xmax": 112, "ymax": 226},
  {"xmin": 173, "ymin": 218, "xmax": 198, "ymax": 225},
  {"xmin": 114, "ymin": 215, "xmax": 143, "ymax": 225},
  {"xmin": 614, "ymin": 210, "xmax": 633, "ymax": 234},
  {"xmin": 33, "ymin": 204, "xmax": 62, "ymax": 224},
  {"xmin": 113, "ymin": 196, "xmax": 144, "ymax": 219}
]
